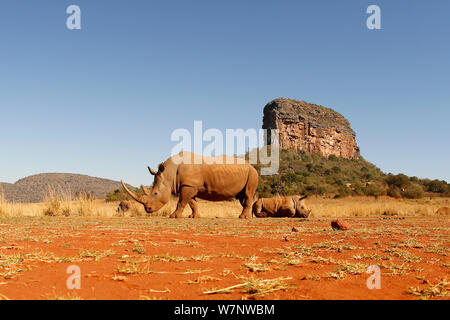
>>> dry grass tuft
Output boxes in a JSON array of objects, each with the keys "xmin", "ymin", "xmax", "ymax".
[
  {"xmin": 204, "ymin": 276, "xmax": 294, "ymax": 297},
  {"xmin": 0, "ymin": 188, "xmax": 29, "ymax": 217},
  {"xmin": 307, "ymin": 196, "xmax": 449, "ymax": 217},
  {"xmin": 408, "ymin": 278, "xmax": 449, "ymax": 300}
]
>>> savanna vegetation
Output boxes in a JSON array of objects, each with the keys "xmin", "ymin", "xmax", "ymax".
[
  {"xmin": 2, "ymin": 185, "xmax": 449, "ymax": 219},
  {"xmin": 254, "ymin": 149, "xmax": 449, "ymax": 199}
]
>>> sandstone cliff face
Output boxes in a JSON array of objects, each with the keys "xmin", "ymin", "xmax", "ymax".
[{"xmin": 263, "ymin": 98, "xmax": 359, "ymax": 159}]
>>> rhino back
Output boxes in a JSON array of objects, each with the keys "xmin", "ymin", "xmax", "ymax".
[
  {"xmin": 177, "ymin": 164, "xmax": 252, "ymax": 197},
  {"xmin": 260, "ymin": 197, "xmax": 288, "ymax": 214}
]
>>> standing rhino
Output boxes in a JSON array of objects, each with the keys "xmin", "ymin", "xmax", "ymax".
[
  {"xmin": 121, "ymin": 152, "xmax": 259, "ymax": 219},
  {"xmin": 252, "ymin": 195, "xmax": 311, "ymax": 218}
]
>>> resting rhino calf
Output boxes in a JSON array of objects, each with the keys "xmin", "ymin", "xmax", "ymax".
[
  {"xmin": 253, "ymin": 195, "xmax": 311, "ymax": 218},
  {"xmin": 436, "ymin": 207, "xmax": 449, "ymax": 215},
  {"xmin": 122, "ymin": 151, "xmax": 259, "ymax": 219}
]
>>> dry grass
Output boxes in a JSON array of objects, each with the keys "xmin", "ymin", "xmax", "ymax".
[
  {"xmin": 0, "ymin": 188, "xmax": 449, "ymax": 218},
  {"xmin": 204, "ymin": 276, "xmax": 294, "ymax": 297},
  {"xmin": 195, "ymin": 196, "xmax": 449, "ymax": 218},
  {"xmin": 0, "ymin": 188, "xmax": 41, "ymax": 217},
  {"xmin": 0, "ymin": 187, "xmax": 135, "ymax": 217},
  {"xmin": 307, "ymin": 196, "xmax": 450, "ymax": 217},
  {"xmin": 407, "ymin": 278, "xmax": 449, "ymax": 300}
]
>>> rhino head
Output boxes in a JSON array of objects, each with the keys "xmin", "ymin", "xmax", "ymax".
[
  {"xmin": 121, "ymin": 164, "xmax": 172, "ymax": 214},
  {"xmin": 295, "ymin": 195, "xmax": 312, "ymax": 218}
]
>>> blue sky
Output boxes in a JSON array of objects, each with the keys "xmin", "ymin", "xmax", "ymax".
[{"xmin": 0, "ymin": 0, "xmax": 449, "ymax": 186}]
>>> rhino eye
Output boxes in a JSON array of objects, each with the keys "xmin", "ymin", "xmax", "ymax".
[{"xmin": 154, "ymin": 192, "xmax": 158, "ymax": 195}]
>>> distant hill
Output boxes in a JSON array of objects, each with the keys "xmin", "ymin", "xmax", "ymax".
[
  {"xmin": 0, "ymin": 173, "xmax": 126, "ymax": 203},
  {"xmin": 255, "ymin": 98, "xmax": 449, "ymax": 199}
]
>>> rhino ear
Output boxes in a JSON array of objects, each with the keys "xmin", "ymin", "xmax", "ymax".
[
  {"xmin": 158, "ymin": 163, "xmax": 165, "ymax": 173},
  {"xmin": 141, "ymin": 185, "xmax": 150, "ymax": 195},
  {"xmin": 299, "ymin": 195, "xmax": 308, "ymax": 201},
  {"xmin": 148, "ymin": 167, "xmax": 157, "ymax": 175}
]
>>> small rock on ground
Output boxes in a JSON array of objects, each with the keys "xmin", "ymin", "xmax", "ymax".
[{"xmin": 331, "ymin": 219, "xmax": 351, "ymax": 231}]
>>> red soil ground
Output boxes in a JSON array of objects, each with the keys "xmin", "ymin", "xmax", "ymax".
[{"xmin": 0, "ymin": 216, "xmax": 448, "ymax": 300}]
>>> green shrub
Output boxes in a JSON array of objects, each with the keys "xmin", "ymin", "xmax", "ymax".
[
  {"xmin": 385, "ymin": 174, "xmax": 410, "ymax": 189},
  {"xmin": 328, "ymin": 155, "xmax": 338, "ymax": 161},
  {"xmin": 425, "ymin": 180, "xmax": 448, "ymax": 194},
  {"xmin": 387, "ymin": 186, "xmax": 402, "ymax": 199},
  {"xmin": 363, "ymin": 182, "xmax": 386, "ymax": 198},
  {"xmin": 332, "ymin": 166, "xmax": 341, "ymax": 174},
  {"xmin": 335, "ymin": 186, "xmax": 352, "ymax": 198},
  {"xmin": 105, "ymin": 187, "xmax": 146, "ymax": 202},
  {"xmin": 401, "ymin": 184, "xmax": 425, "ymax": 199}
]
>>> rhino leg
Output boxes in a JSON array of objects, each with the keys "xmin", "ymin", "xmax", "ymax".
[
  {"xmin": 170, "ymin": 186, "xmax": 197, "ymax": 219},
  {"xmin": 239, "ymin": 197, "xmax": 254, "ymax": 219},
  {"xmin": 238, "ymin": 169, "xmax": 258, "ymax": 219},
  {"xmin": 239, "ymin": 208, "xmax": 251, "ymax": 219},
  {"xmin": 252, "ymin": 201, "xmax": 266, "ymax": 218},
  {"xmin": 254, "ymin": 210, "xmax": 268, "ymax": 218},
  {"xmin": 188, "ymin": 199, "xmax": 200, "ymax": 218},
  {"xmin": 279, "ymin": 206, "xmax": 296, "ymax": 218}
]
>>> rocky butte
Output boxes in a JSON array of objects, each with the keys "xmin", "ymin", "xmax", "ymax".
[{"xmin": 263, "ymin": 98, "xmax": 360, "ymax": 159}]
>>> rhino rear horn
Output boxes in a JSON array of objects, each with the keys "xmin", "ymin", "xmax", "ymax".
[{"xmin": 141, "ymin": 185, "xmax": 150, "ymax": 195}]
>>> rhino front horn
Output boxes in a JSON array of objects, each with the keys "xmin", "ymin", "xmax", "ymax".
[{"xmin": 121, "ymin": 181, "xmax": 142, "ymax": 203}]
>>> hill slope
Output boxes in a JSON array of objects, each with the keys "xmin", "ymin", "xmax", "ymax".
[
  {"xmin": 0, "ymin": 173, "xmax": 124, "ymax": 203},
  {"xmin": 254, "ymin": 149, "xmax": 449, "ymax": 199}
]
